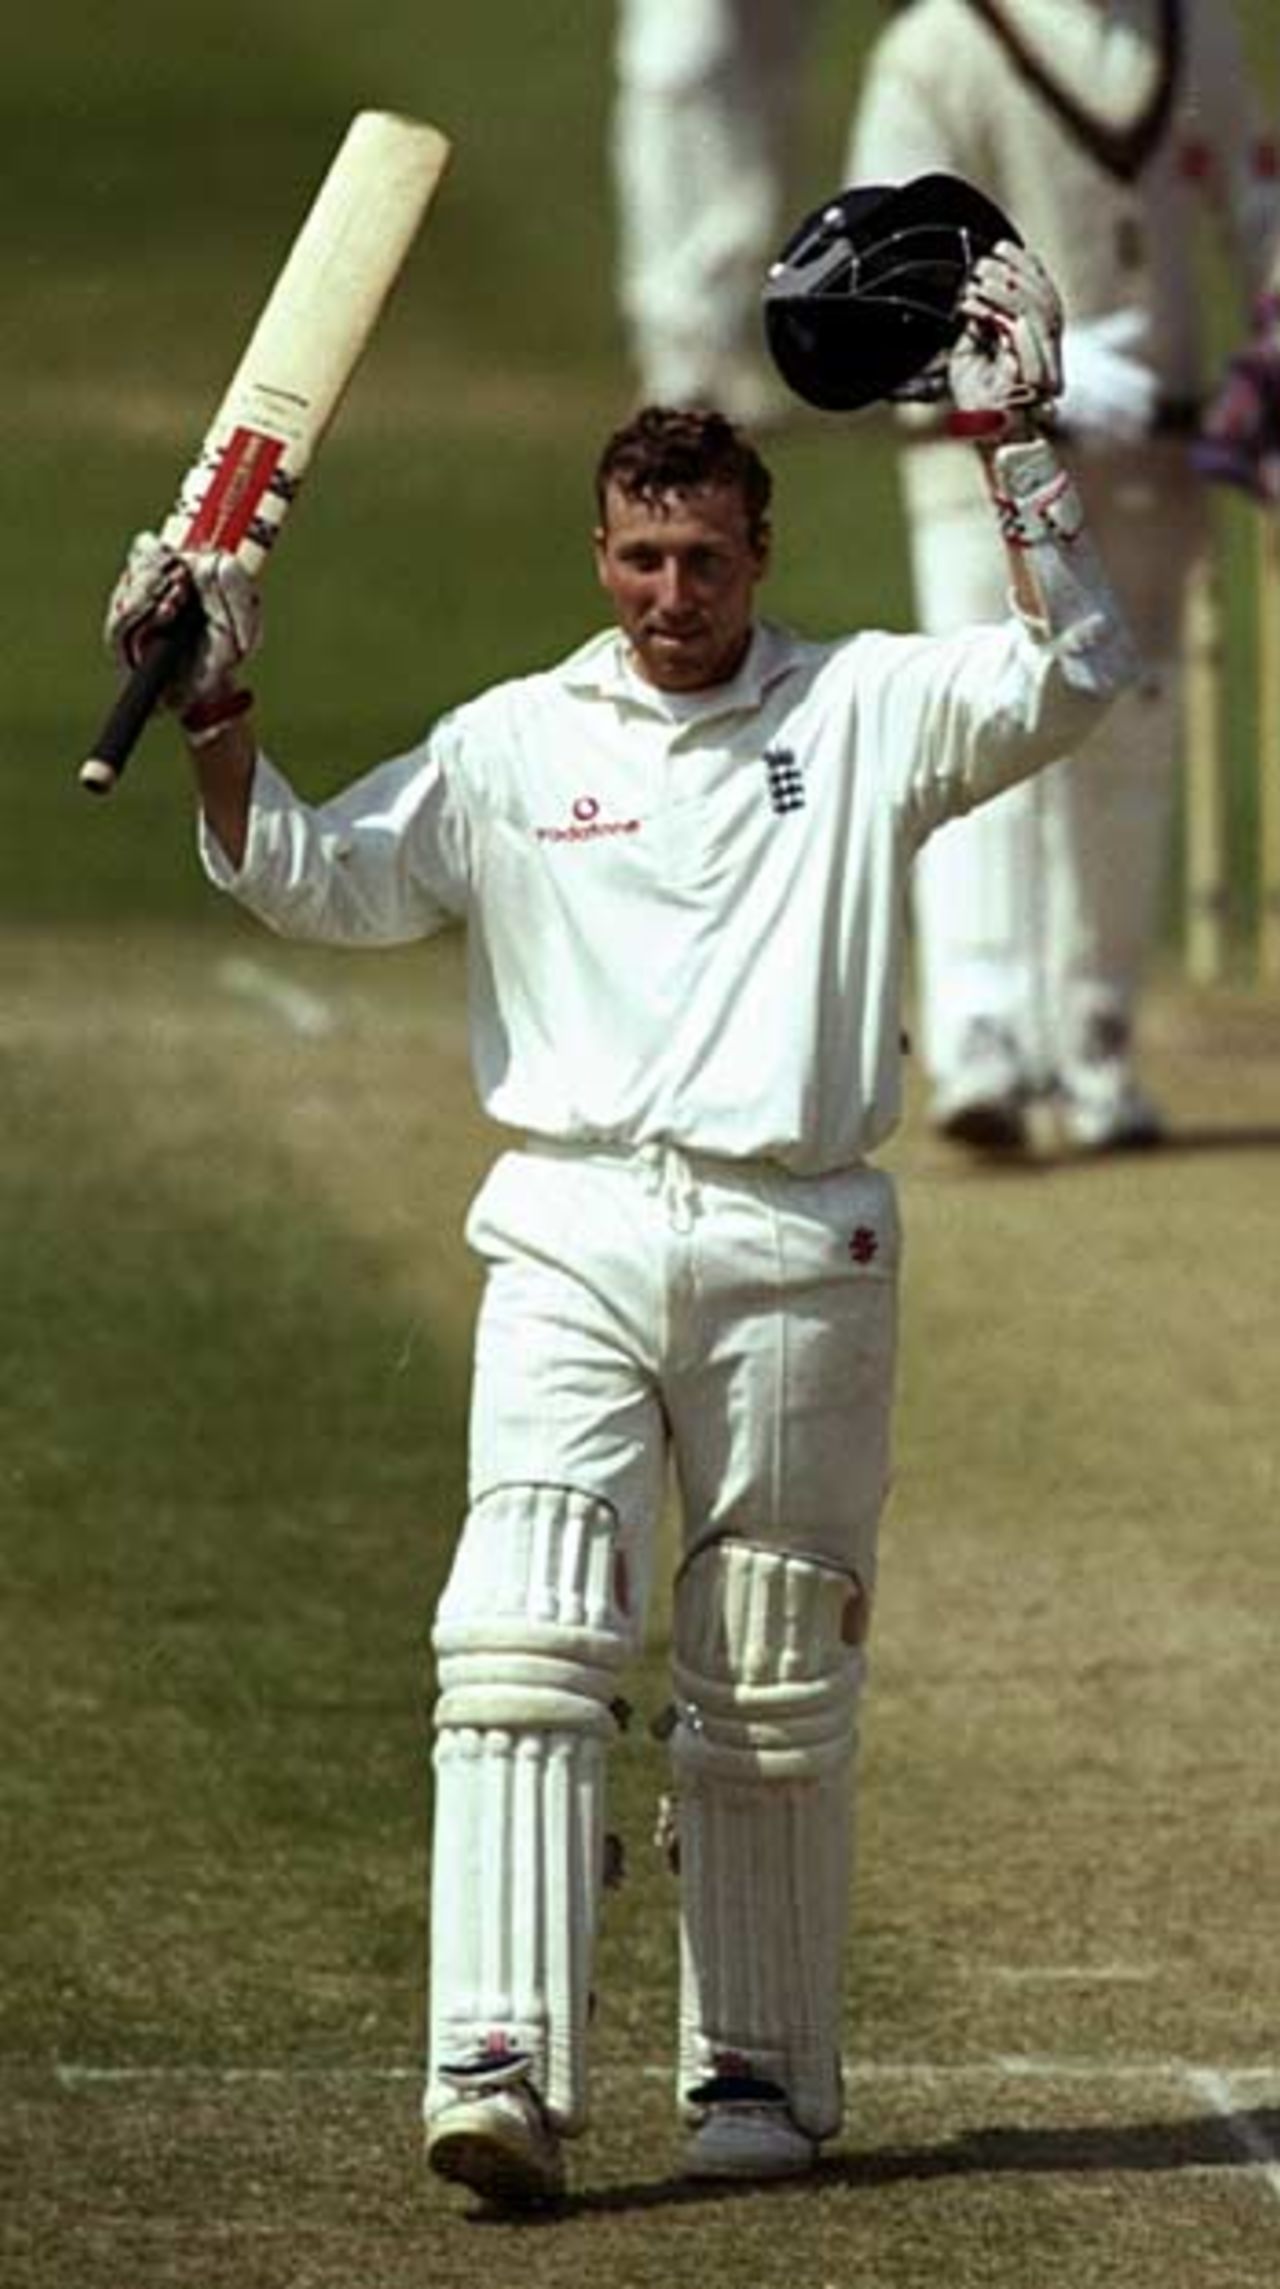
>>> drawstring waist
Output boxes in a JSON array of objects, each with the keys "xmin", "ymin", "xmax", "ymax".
[
  {"xmin": 523, "ymin": 1134, "xmax": 723, "ymax": 1233},
  {"xmin": 637, "ymin": 1142, "xmax": 700, "ymax": 1234},
  {"xmin": 520, "ymin": 1133, "xmax": 867, "ymax": 1237}
]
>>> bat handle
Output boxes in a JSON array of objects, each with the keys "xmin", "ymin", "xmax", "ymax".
[{"xmin": 79, "ymin": 590, "xmax": 207, "ymax": 796}]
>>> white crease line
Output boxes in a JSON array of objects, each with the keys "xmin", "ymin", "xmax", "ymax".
[
  {"xmin": 1185, "ymin": 2068, "xmax": 1280, "ymax": 2205},
  {"xmin": 986, "ymin": 2057, "xmax": 1279, "ymax": 2086},
  {"xmin": 982, "ymin": 1964, "xmax": 1158, "ymax": 1986},
  {"xmin": 50, "ymin": 2057, "xmax": 1280, "ymax": 2092},
  {"xmin": 53, "ymin": 2064, "xmax": 416, "ymax": 2087}
]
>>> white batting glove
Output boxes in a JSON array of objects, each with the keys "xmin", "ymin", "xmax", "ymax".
[
  {"xmin": 104, "ymin": 531, "xmax": 261, "ymax": 710},
  {"xmin": 1057, "ymin": 310, "xmax": 1159, "ymax": 445},
  {"xmin": 947, "ymin": 241, "xmax": 1064, "ymax": 437}
]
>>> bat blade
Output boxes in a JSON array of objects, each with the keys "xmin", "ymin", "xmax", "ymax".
[{"xmin": 81, "ymin": 110, "xmax": 451, "ymax": 795}]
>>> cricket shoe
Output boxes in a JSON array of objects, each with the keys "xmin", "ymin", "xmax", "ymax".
[
  {"xmin": 426, "ymin": 2051, "xmax": 565, "ymax": 2210},
  {"xmin": 931, "ymin": 1019, "xmax": 1031, "ymax": 1155},
  {"xmin": 1059, "ymin": 1075, "xmax": 1165, "ymax": 1154},
  {"xmin": 681, "ymin": 2074, "xmax": 818, "ymax": 2182},
  {"xmin": 1057, "ymin": 1014, "xmax": 1166, "ymax": 1154}
]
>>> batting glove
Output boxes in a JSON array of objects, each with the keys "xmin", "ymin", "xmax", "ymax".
[
  {"xmin": 946, "ymin": 241, "xmax": 1063, "ymax": 439},
  {"xmin": 1056, "ymin": 309, "xmax": 1159, "ymax": 446},
  {"xmin": 104, "ymin": 531, "xmax": 262, "ymax": 710},
  {"xmin": 1191, "ymin": 293, "xmax": 1280, "ymax": 505}
]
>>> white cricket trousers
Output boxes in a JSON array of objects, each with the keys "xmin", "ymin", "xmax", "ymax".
[
  {"xmin": 427, "ymin": 1139, "xmax": 897, "ymax": 2134},
  {"xmin": 611, "ymin": 0, "xmax": 821, "ymax": 401},
  {"xmin": 902, "ymin": 432, "xmax": 1206, "ymax": 1105},
  {"xmin": 464, "ymin": 1139, "xmax": 900, "ymax": 1599}
]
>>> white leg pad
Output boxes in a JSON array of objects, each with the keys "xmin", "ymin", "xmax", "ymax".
[
  {"xmin": 427, "ymin": 1483, "xmax": 632, "ymax": 2135},
  {"xmin": 671, "ymin": 1539, "xmax": 866, "ymax": 2141}
]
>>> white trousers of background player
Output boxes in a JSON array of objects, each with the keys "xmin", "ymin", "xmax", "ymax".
[
  {"xmin": 902, "ymin": 434, "xmax": 1205, "ymax": 1126},
  {"xmin": 426, "ymin": 1139, "xmax": 897, "ymax": 2137},
  {"xmin": 612, "ymin": 0, "xmax": 820, "ymax": 407}
]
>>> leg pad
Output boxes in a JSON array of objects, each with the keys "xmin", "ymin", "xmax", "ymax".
[
  {"xmin": 427, "ymin": 1484, "xmax": 632, "ymax": 2134},
  {"xmin": 670, "ymin": 1537, "xmax": 866, "ymax": 2140}
]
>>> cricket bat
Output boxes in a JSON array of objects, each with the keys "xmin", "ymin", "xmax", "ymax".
[{"xmin": 81, "ymin": 108, "xmax": 451, "ymax": 795}]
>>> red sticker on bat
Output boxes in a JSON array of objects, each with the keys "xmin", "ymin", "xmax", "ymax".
[{"xmin": 183, "ymin": 428, "xmax": 286, "ymax": 550}]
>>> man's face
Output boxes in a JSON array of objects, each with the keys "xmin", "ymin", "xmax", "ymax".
[{"xmin": 594, "ymin": 480, "xmax": 770, "ymax": 692}]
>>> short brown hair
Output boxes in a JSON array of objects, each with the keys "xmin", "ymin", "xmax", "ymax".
[{"xmin": 595, "ymin": 405, "xmax": 773, "ymax": 548}]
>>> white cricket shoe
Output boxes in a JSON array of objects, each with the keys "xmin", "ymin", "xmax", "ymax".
[
  {"xmin": 1060, "ymin": 1072, "xmax": 1164, "ymax": 1153},
  {"xmin": 931, "ymin": 1018, "xmax": 1031, "ymax": 1155},
  {"xmin": 1058, "ymin": 1016, "xmax": 1166, "ymax": 1154},
  {"xmin": 426, "ymin": 2055, "xmax": 565, "ymax": 2209},
  {"xmin": 682, "ymin": 2095, "xmax": 818, "ymax": 2182}
]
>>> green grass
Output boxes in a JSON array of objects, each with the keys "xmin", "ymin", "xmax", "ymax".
[
  {"xmin": 4, "ymin": 937, "xmax": 1280, "ymax": 2289},
  {"xmin": 1, "ymin": 938, "xmax": 467, "ymax": 2069}
]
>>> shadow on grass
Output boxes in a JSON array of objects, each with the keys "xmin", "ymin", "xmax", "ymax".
[
  {"xmin": 931, "ymin": 1121, "xmax": 1280, "ymax": 1181},
  {"xmin": 1023, "ymin": 1122, "xmax": 1280, "ymax": 1175},
  {"xmin": 829, "ymin": 2106, "xmax": 1280, "ymax": 2185},
  {"xmin": 463, "ymin": 2106, "xmax": 1280, "ymax": 2223},
  {"xmin": 1152, "ymin": 1123, "xmax": 1280, "ymax": 1154}
]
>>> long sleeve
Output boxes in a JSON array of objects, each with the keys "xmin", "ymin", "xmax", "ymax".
[{"xmin": 199, "ymin": 736, "xmax": 472, "ymax": 946}]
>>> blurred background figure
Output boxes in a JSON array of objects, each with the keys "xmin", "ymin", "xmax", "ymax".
[
  {"xmin": 848, "ymin": 0, "xmax": 1280, "ymax": 1154},
  {"xmin": 1194, "ymin": 242, "xmax": 1280, "ymax": 506},
  {"xmin": 611, "ymin": 0, "xmax": 824, "ymax": 421}
]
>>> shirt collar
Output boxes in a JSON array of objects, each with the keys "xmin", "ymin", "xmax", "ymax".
[{"xmin": 558, "ymin": 620, "xmax": 802, "ymax": 721}]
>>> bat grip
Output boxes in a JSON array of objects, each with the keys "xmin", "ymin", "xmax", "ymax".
[{"xmin": 80, "ymin": 590, "xmax": 207, "ymax": 795}]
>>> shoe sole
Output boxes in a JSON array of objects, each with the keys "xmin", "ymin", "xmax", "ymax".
[
  {"xmin": 681, "ymin": 2114, "xmax": 819, "ymax": 2182},
  {"xmin": 683, "ymin": 2148, "xmax": 817, "ymax": 2182},
  {"xmin": 428, "ymin": 2125, "xmax": 564, "ymax": 2210}
]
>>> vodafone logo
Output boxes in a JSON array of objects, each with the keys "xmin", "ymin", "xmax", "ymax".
[{"xmin": 536, "ymin": 792, "xmax": 642, "ymax": 845}]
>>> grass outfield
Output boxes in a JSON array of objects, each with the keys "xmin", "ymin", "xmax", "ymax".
[
  {"xmin": 3, "ymin": 931, "xmax": 1280, "ymax": 2286},
  {"xmin": 4, "ymin": 4, "xmax": 1280, "ymax": 2283}
]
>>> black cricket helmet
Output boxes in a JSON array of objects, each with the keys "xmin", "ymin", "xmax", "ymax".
[{"xmin": 762, "ymin": 172, "xmax": 1020, "ymax": 413}]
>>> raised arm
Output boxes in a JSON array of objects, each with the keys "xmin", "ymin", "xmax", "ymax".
[{"xmin": 102, "ymin": 530, "xmax": 470, "ymax": 940}]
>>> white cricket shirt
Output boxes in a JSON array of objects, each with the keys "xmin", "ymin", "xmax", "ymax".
[{"xmin": 203, "ymin": 612, "xmax": 1123, "ymax": 1172}]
